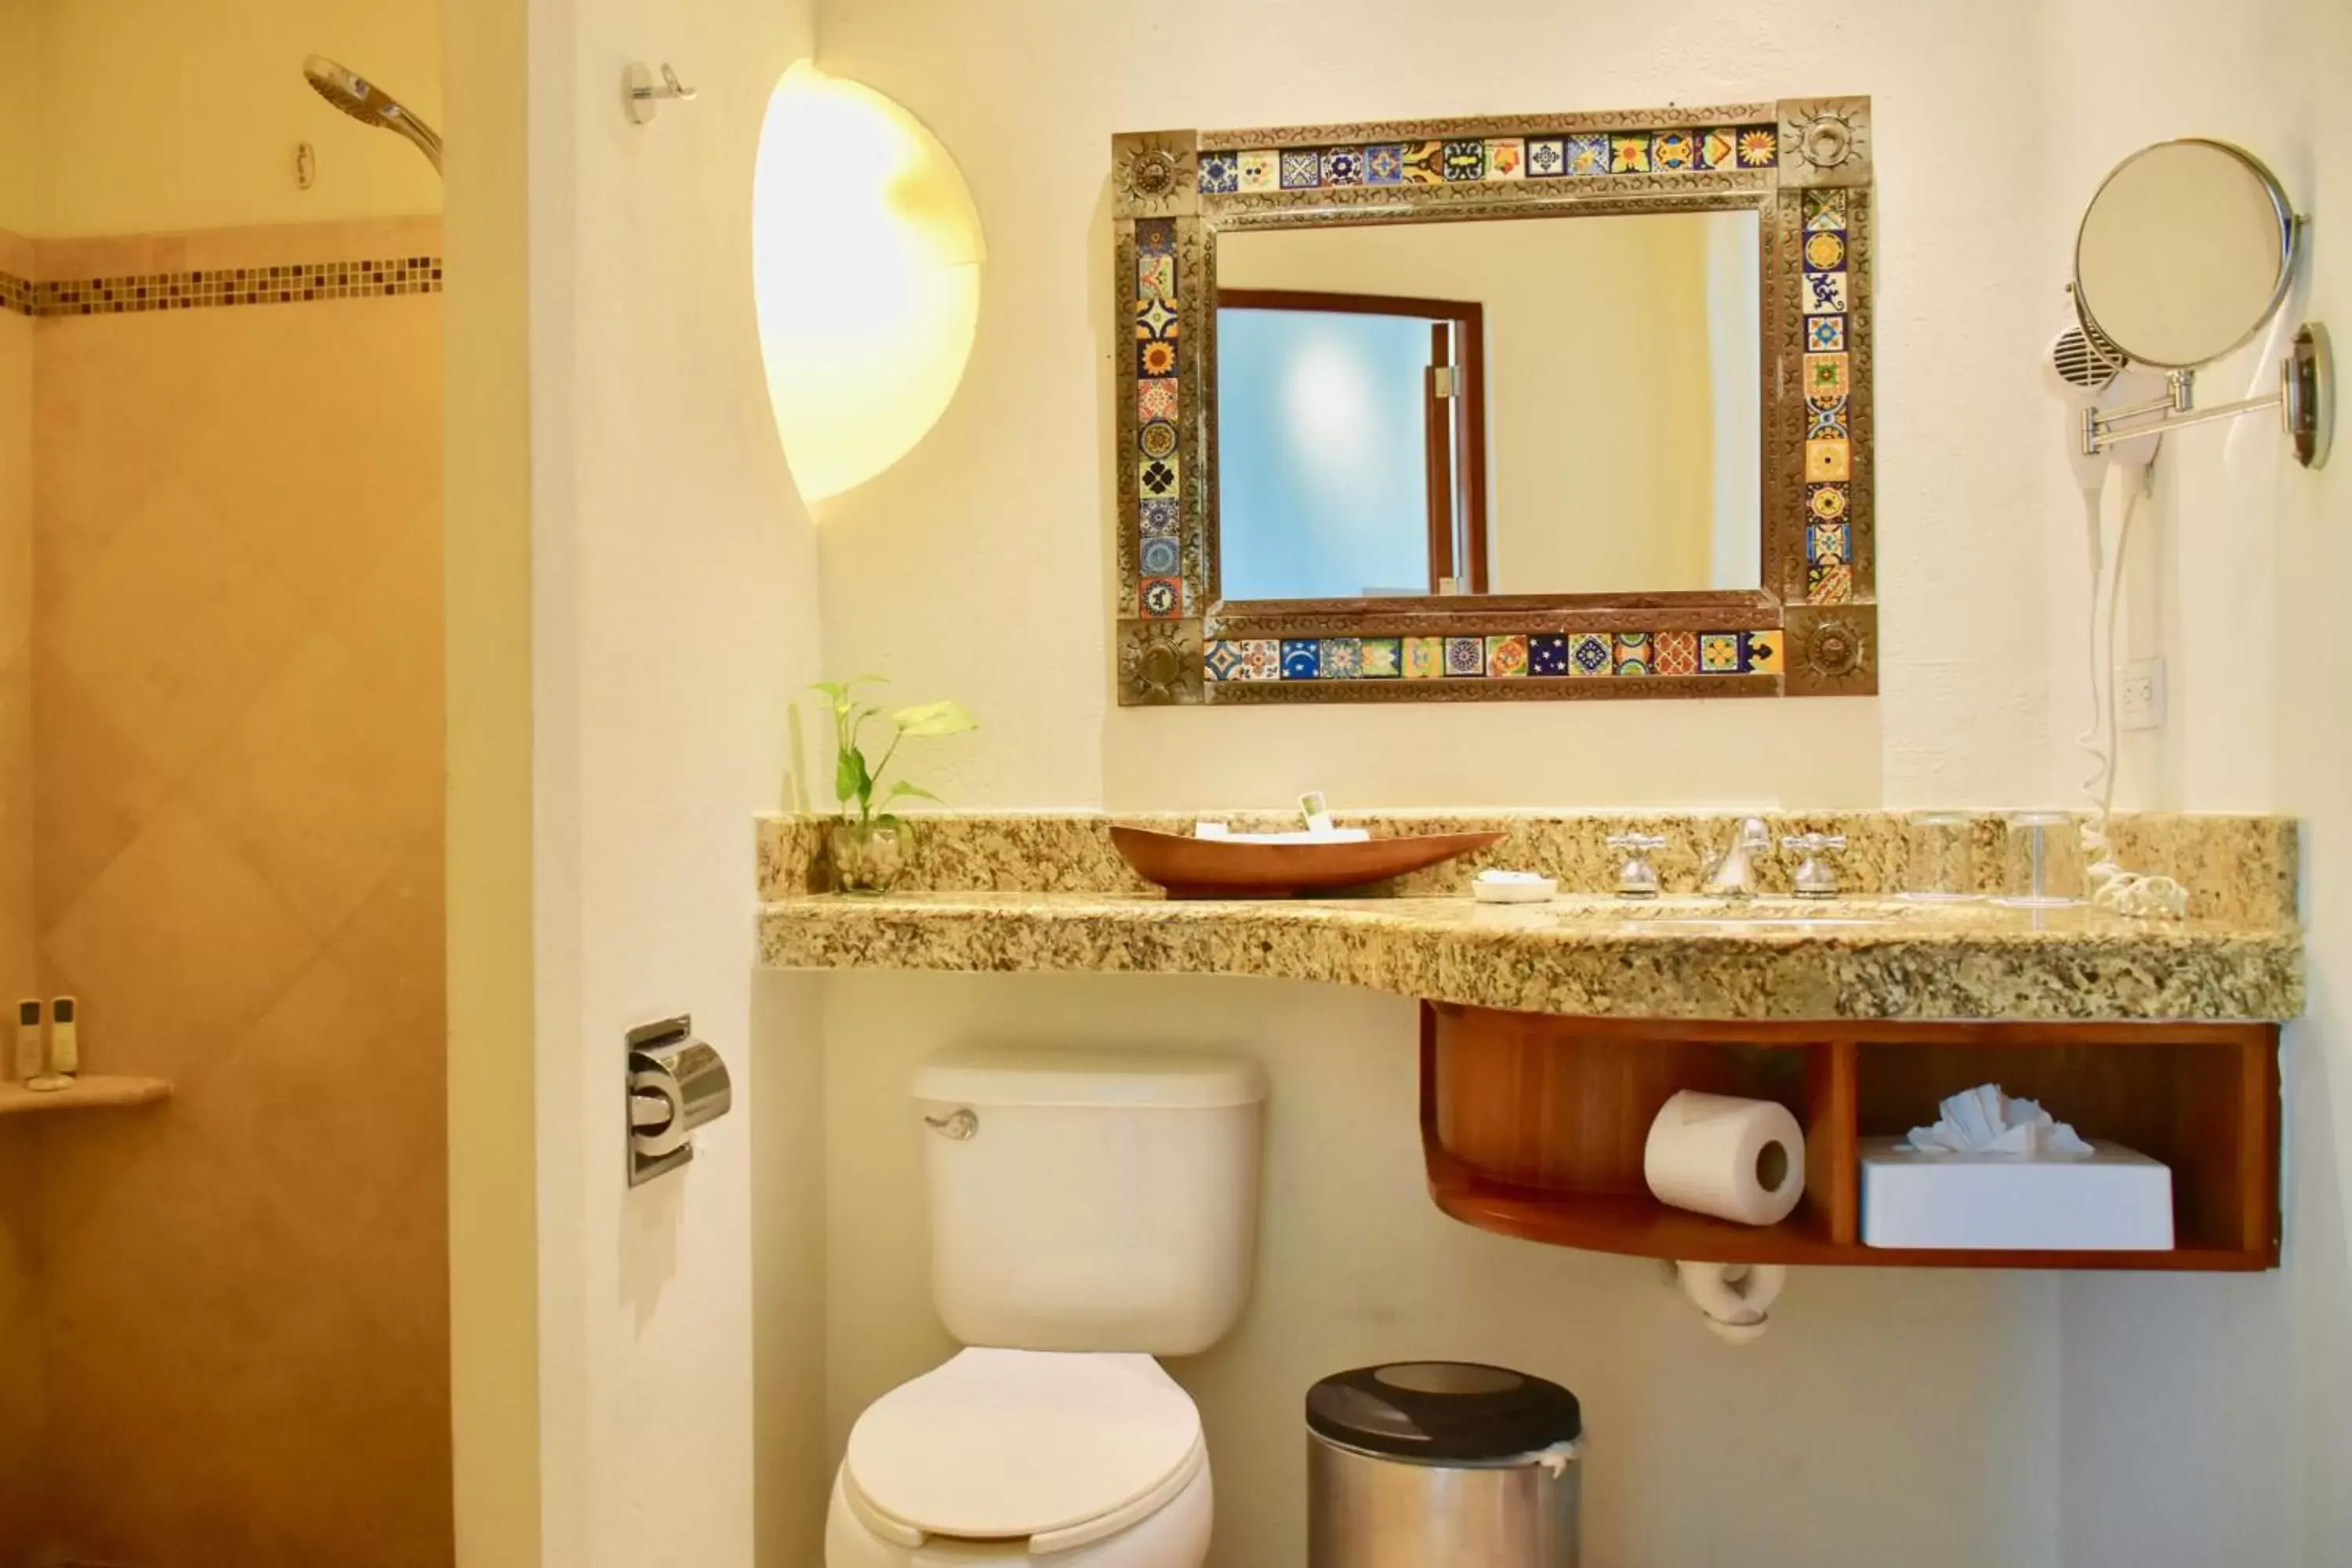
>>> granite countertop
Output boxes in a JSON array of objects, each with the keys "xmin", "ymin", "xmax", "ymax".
[{"xmin": 754, "ymin": 813, "xmax": 2303, "ymax": 1023}]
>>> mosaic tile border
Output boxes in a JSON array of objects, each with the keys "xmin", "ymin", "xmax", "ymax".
[
  {"xmin": 1110, "ymin": 98, "xmax": 1875, "ymax": 708},
  {"xmin": 0, "ymin": 256, "xmax": 442, "ymax": 318}
]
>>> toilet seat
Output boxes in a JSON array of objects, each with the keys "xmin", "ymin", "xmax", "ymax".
[{"xmin": 842, "ymin": 1348, "xmax": 1203, "ymax": 1552}]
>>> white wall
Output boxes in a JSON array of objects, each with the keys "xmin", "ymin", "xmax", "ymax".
[
  {"xmin": 811, "ymin": 0, "xmax": 2053, "ymax": 812},
  {"xmin": 2035, "ymin": 3, "xmax": 2352, "ymax": 1565},
  {"xmin": 446, "ymin": 1, "xmax": 823, "ymax": 1564}
]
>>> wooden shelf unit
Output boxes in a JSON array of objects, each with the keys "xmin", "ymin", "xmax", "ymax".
[
  {"xmin": 0, "ymin": 1075, "xmax": 175, "ymax": 1119},
  {"xmin": 1421, "ymin": 1004, "xmax": 2280, "ymax": 1272}
]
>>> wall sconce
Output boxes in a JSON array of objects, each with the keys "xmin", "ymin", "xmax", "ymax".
[{"xmin": 753, "ymin": 63, "xmax": 985, "ymax": 506}]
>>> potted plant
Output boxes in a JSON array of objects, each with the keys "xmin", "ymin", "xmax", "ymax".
[{"xmin": 812, "ymin": 677, "xmax": 977, "ymax": 894}]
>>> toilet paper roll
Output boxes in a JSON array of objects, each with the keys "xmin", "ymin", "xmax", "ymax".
[{"xmin": 1643, "ymin": 1091, "xmax": 1806, "ymax": 1225}]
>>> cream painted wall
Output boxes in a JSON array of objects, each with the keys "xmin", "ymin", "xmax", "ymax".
[
  {"xmin": 812, "ymin": 0, "xmax": 2055, "ymax": 811},
  {"xmin": 820, "ymin": 973, "xmax": 2063, "ymax": 1568},
  {"xmin": 0, "ymin": 306, "xmax": 37, "ymax": 1568},
  {"xmin": 0, "ymin": 5, "xmax": 38, "ymax": 237},
  {"xmin": 1218, "ymin": 215, "xmax": 1744, "ymax": 593},
  {"xmin": 445, "ymin": 0, "xmax": 822, "ymax": 1565},
  {"xmin": 2031, "ymin": 2, "xmax": 2352, "ymax": 1564},
  {"xmin": 22, "ymin": 0, "xmax": 439, "ymax": 237}
]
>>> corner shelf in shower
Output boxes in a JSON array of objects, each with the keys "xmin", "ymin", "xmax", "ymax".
[
  {"xmin": 0, "ymin": 1075, "xmax": 174, "ymax": 1118},
  {"xmin": 1421, "ymin": 1005, "xmax": 2281, "ymax": 1272}
]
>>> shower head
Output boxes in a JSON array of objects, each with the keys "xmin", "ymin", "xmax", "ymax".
[{"xmin": 303, "ymin": 55, "xmax": 443, "ymax": 174}]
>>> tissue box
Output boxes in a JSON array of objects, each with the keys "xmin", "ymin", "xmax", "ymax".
[{"xmin": 1860, "ymin": 1137, "xmax": 2174, "ymax": 1250}]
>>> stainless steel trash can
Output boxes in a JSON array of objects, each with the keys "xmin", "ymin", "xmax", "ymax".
[{"xmin": 1307, "ymin": 1362, "xmax": 1581, "ymax": 1568}]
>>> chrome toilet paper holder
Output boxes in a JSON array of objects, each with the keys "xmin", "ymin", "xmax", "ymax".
[{"xmin": 626, "ymin": 1014, "xmax": 733, "ymax": 1187}]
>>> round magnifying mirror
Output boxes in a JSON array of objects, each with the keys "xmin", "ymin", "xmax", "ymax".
[{"xmin": 2074, "ymin": 139, "xmax": 2297, "ymax": 370}]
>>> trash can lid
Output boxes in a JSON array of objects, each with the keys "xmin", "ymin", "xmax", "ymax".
[{"xmin": 1306, "ymin": 1362, "xmax": 1581, "ymax": 1462}]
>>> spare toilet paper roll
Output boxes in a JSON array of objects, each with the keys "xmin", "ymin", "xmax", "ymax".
[{"xmin": 1644, "ymin": 1091, "xmax": 1806, "ymax": 1225}]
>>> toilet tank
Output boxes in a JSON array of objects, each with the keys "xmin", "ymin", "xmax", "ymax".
[{"xmin": 913, "ymin": 1047, "xmax": 1267, "ymax": 1356}]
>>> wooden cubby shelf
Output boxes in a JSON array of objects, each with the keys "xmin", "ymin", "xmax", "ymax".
[{"xmin": 1421, "ymin": 1004, "xmax": 2280, "ymax": 1272}]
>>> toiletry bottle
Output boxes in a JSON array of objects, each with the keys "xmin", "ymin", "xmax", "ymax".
[
  {"xmin": 48, "ymin": 997, "xmax": 78, "ymax": 1079},
  {"xmin": 13, "ymin": 1000, "xmax": 39, "ymax": 1083}
]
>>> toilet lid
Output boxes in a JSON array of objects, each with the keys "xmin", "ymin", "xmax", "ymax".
[{"xmin": 844, "ymin": 1348, "xmax": 1201, "ymax": 1541}]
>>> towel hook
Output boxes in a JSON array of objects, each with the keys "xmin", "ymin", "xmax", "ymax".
[{"xmin": 624, "ymin": 62, "xmax": 699, "ymax": 125}]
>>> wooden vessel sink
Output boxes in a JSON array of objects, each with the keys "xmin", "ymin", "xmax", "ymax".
[{"xmin": 1109, "ymin": 825, "xmax": 1504, "ymax": 899}]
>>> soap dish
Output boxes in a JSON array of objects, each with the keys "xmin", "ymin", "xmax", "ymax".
[{"xmin": 1472, "ymin": 871, "xmax": 1558, "ymax": 905}]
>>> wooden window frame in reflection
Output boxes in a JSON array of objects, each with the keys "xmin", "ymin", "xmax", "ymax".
[
  {"xmin": 1111, "ymin": 97, "xmax": 1876, "ymax": 705},
  {"xmin": 1216, "ymin": 288, "xmax": 1490, "ymax": 595}
]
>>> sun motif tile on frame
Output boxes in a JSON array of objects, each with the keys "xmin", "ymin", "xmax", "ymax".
[
  {"xmin": 1804, "ymin": 230, "xmax": 1849, "ymax": 271},
  {"xmin": 1141, "ymin": 496, "xmax": 1179, "ymax": 536},
  {"xmin": 1655, "ymin": 630, "xmax": 1698, "ymax": 676},
  {"xmin": 1280, "ymin": 149, "xmax": 1323, "ymax": 189},
  {"xmin": 1198, "ymin": 152, "xmax": 1240, "ymax": 194},
  {"xmin": 1486, "ymin": 634, "xmax": 1530, "ymax": 677},
  {"xmin": 1322, "ymin": 146, "xmax": 1365, "ymax": 186},
  {"xmin": 1403, "ymin": 637, "xmax": 1445, "ymax": 678},
  {"xmin": 1139, "ymin": 378, "xmax": 1179, "ymax": 423},
  {"xmin": 1737, "ymin": 127, "xmax": 1779, "ymax": 167},
  {"xmin": 1806, "ymin": 439, "xmax": 1852, "ymax": 482},
  {"xmin": 1610, "ymin": 135, "xmax": 1651, "ymax": 173},
  {"xmin": 1806, "ymin": 483, "xmax": 1849, "ymax": 522},
  {"xmin": 1484, "ymin": 138, "xmax": 1525, "ymax": 180},
  {"xmin": 1699, "ymin": 633, "xmax": 1742, "ymax": 673},
  {"xmin": 1443, "ymin": 140, "xmax": 1486, "ymax": 181},
  {"xmin": 1746, "ymin": 630, "xmax": 1784, "ymax": 673},
  {"xmin": 1567, "ymin": 632, "xmax": 1613, "ymax": 677},
  {"xmin": 1651, "ymin": 131, "xmax": 1697, "ymax": 170},
  {"xmin": 1140, "ymin": 535, "xmax": 1181, "ymax": 577},
  {"xmin": 1613, "ymin": 633, "xmax": 1654, "ymax": 676},
  {"xmin": 1807, "ymin": 315, "xmax": 1847, "ymax": 353},
  {"xmin": 1141, "ymin": 577, "xmax": 1181, "ymax": 619},
  {"xmin": 1279, "ymin": 639, "xmax": 1321, "ymax": 679},
  {"xmin": 1804, "ymin": 271, "xmax": 1849, "ymax": 314},
  {"xmin": 1804, "ymin": 188, "xmax": 1849, "ymax": 231},
  {"xmin": 1319, "ymin": 637, "xmax": 1364, "ymax": 677},
  {"xmin": 1528, "ymin": 633, "xmax": 1570, "ymax": 675},
  {"xmin": 1238, "ymin": 150, "xmax": 1279, "ymax": 192},
  {"xmin": 1527, "ymin": 139, "xmax": 1566, "ymax": 177},
  {"xmin": 1699, "ymin": 128, "xmax": 1739, "ymax": 169},
  {"xmin": 1566, "ymin": 134, "xmax": 1610, "ymax": 176},
  {"xmin": 1138, "ymin": 336, "xmax": 1178, "ymax": 379},
  {"xmin": 1366, "ymin": 144, "xmax": 1406, "ymax": 185},
  {"xmin": 1359, "ymin": 638, "xmax": 1402, "ymax": 677},
  {"xmin": 1443, "ymin": 636, "xmax": 1485, "ymax": 676}
]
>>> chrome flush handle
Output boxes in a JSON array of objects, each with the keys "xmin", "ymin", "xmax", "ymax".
[{"xmin": 925, "ymin": 1108, "xmax": 979, "ymax": 1140}]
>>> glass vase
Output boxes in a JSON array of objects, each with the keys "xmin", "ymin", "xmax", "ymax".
[{"xmin": 829, "ymin": 818, "xmax": 910, "ymax": 895}]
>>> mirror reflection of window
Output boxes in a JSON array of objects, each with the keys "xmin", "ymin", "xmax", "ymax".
[{"xmin": 1215, "ymin": 210, "xmax": 1762, "ymax": 601}]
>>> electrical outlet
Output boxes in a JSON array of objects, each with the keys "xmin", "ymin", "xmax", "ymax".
[{"xmin": 2118, "ymin": 657, "xmax": 2166, "ymax": 731}]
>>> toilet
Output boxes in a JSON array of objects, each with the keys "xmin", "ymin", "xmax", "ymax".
[{"xmin": 826, "ymin": 1047, "xmax": 1268, "ymax": 1566}]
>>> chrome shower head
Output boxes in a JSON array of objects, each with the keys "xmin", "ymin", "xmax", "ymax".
[{"xmin": 303, "ymin": 55, "xmax": 442, "ymax": 174}]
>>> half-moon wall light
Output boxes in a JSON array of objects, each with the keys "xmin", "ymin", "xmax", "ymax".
[{"xmin": 753, "ymin": 63, "xmax": 984, "ymax": 505}]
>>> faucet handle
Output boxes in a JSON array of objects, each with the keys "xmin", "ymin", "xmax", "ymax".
[
  {"xmin": 1606, "ymin": 832, "xmax": 1666, "ymax": 899},
  {"xmin": 1781, "ymin": 833, "xmax": 1847, "ymax": 898}
]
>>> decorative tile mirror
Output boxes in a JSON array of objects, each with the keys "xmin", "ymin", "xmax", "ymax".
[{"xmin": 1109, "ymin": 98, "xmax": 1876, "ymax": 705}]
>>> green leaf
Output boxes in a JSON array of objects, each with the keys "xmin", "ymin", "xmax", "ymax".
[
  {"xmin": 809, "ymin": 676, "xmax": 888, "ymax": 717},
  {"xmin": 834, "ymin": 745, "xmax": 871, "ymax": 808},
  {"xmin": 892, "ymin": 699, "xmax": 978, "ymax": 737},
  {"xmin": 884, "ymin": 782, "xmax": 943, "ymax": 806}
]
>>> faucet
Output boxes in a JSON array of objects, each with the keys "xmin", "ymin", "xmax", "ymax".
[{"xmin": 1700, "ymin": 818, "xmax": 1773, "ymax": 898}]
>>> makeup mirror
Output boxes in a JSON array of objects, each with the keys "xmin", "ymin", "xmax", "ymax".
[
  {"xmin": 2071, "ymin": 137, "xmax": 2331, "ymax": 470},
  {"xmin": 2074, "ymin": 139, "xmax": 2295, "ymax": 369}
]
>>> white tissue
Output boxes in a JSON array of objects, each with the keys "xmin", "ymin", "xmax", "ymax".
[
  {"xmin": 1900, "ymin": 1083, "xmax": 2092, "ymax": 1156},
  {"xmin": 1192, "ymin": 822, "xmax": 1369, "ymax": 844}
]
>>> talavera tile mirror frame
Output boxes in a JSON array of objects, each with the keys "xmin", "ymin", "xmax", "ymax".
[{"xmin": 1109, "ymin": 96, "xmax": 1877, "ymax": 705}]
